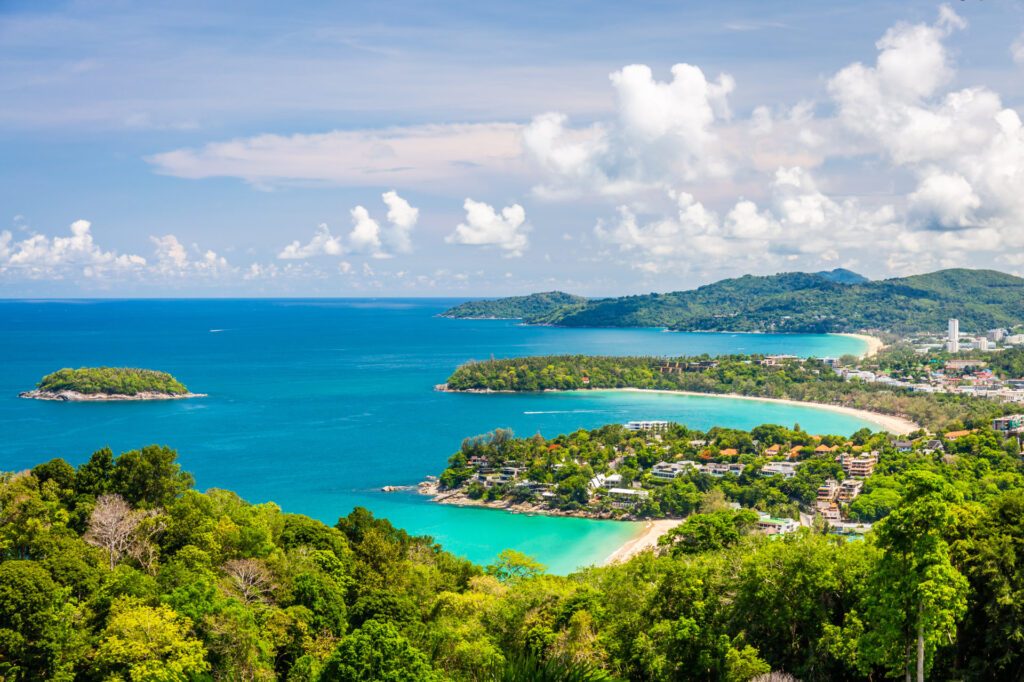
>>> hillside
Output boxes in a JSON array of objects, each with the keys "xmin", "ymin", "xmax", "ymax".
[
  {"xmin": 443, "ymin": 268, "xmax": 1024, "ymax": 333},
  {"xmin": 440, "ymin": 291, "xmax": 587, "ymax": 319}
]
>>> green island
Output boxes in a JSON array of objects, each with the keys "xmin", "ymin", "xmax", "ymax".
[
  {"xmin": 19, "ymin": 367, "xmax": 202, "ymax": 401},
  {"xmin": 441, "ymin": 353, "xmax": 1022, "ymax": 431},
  {"xmin": 5, "ymin": 437, "xmax": 1024, "ymax": 680},
  {"xmin": 441, "ymin": 268, "xmax": 1024, "ymax": 333}
]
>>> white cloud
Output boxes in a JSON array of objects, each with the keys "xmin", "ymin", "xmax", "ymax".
[
  {"xmin": 381, "ymin": 190, "xmax": 418, "ymax": 254},
  {"xmin": 348, "ymin": 206, "xmax": 384, "ymax": 257},
  {"xmin": 150, "ymin": 234, "xmax": 231, "ymax": 276},
  {"xmin": 148, "ymin": 124, "xmax": 524, "ymax": 189},
  {"xmin": 523, "ymin": 63, "xmax": 734, "ymax": 198},
  {"xmin": 1013, "ymin": 33, "xmax": 1024, "ymax": 65},
  {"xmin": 278, "ymin": 191, "xmax": 419, "ymax": 260},
  {"xmin": 278, "ymin": 224, "xmax": 345, "ymax": 259},
  {"xmin": 0, "ymin": 219, "xmax": 146, "ymax": 278},
  {"xmin": 447, "ymin": 199, "xmax": 529, "ymax": 256}
]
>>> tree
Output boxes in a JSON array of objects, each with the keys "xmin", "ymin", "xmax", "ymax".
[
  {"xmin": 318, "ymin": 620, "xmax": 441, "ymax": 681},
  {"xmin": 110, "ymin": 445, "xmax": 193, "ymax": 508},
  {"xmin": 487, "ymin": 549, "xmax": 545, "ymax": 583},
  {"xmin": 860, "ymin": 472, "xmax": 968, "ymax": 681},
  {"xmin": 658, "ymin": 510, "xmax": 759, "ymax": 557},
  {"xmin": 222, "ymin": 558, "xmax": 275, "ymax": 605},
  {"xmin": 94, "ymin": 599, "xmax": 209, "ymax": 680},
  {"xmin": 0, "ymin": 560, "xmax": 79, "ymax": 680},
  {"xmin": 83, "ymin": 494, "xmax": 164, "ymax": 571}
]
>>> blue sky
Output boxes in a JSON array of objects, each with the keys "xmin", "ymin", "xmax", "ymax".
[{"xmin": 2, "ymin": 0, "xmax": 1023, "ymax": 296}]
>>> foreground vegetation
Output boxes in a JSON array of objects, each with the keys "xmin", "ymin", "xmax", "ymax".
[
  {"xmin": 4, "ymin": 438, "xmax": 1024, "ymax": 680},
  {"xmin": 444, "ymin": 354, "xmax": 1016, "ymax": 431},
  {"xmin": 443, "ymin": 268, "xmax": 1024, "ymax": 333},
  {"xmin": 33, "ymin": 367, "xmax": 190, "ymax": 396}
]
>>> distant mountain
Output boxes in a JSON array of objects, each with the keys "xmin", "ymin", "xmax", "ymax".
[
  {"xmin": 814, "ymin": 268, "xmax": 869, "ymax": 284},
  {"xmin": 440, "ymin": 291, "xmax": 588, "ymax": 320},
  {"xmin": 442, "ymin": 269, "xmax": 1024, "ymax": 333}
]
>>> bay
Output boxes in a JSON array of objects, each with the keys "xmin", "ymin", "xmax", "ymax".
[{"xmin": 0, "ymin": 299, "xmax": 872, "ymax": 573}]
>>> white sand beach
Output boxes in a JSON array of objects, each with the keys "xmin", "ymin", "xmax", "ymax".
[
  {"xmin": 603, "ymin": 519, "xmax": 683, "ymax": 565},
  {"xmin": 606, "ymin": 388, "xmax": 919, "ymax": 434},
  {"xmin": 836, "ymin": 333, "xmax": 885, "ymax": 358}
]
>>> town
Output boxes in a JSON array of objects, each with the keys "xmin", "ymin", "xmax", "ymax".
[{"xmin": 428, "ymin": 412, "xmax": 1024, "ymax": 538}]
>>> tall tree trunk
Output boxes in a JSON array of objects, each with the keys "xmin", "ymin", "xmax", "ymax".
[
  {"xmin": 917, "ymin": 606, "xmax": 925, "ymax": 682},
  {"xmin": 906, "ymin": 641, "xmax": 913, "ymax": 682}
]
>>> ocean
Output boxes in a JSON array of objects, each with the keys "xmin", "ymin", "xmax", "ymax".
[{"xmin": 0, "ymin": 298, "xmax": 872, "ymax": 573}]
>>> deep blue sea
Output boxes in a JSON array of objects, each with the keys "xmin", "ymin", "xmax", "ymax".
[{"xmin": 0, "ymin": 299, "xmax": 872, "ymax": 573}]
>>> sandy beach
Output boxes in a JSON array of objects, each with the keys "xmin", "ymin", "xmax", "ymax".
[
  {"xmin": 836, "ymin": 333, "xmax": 885, "ymax": 358},
  {"xmin": 602, "ymin": 519, "xmax": 683, "ymax": 565},
  {"xmin": 606, "ymin": 388, "xmax": 918, "ymax": 434}
]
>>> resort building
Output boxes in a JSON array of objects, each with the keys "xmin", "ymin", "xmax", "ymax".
[
  {"xmin": 756, "ymin": 513, "xmax": 799, "ymax": 535},
  {"xmin": 840, "ymin": 453, "xmax": 878, "ymax": 478},
  {"xmin": 624, "ymin": 420, "xmax": 670, "ymax": 433},
  {"xmin": 817, "ymin": 479, "xmax": 839, "ymax": 501},
  {"xmin": 700, "ymin": 462, "xmax": 745, "ymax": 477},
  {"xmin": 837, "ymin": 479, "xmax": 864, "ymax": 502},
  {"xmin": 993, "ymin": 414, "xmax": 1024, "ymax": 434},
  {"xmin": 606, "ymin": 487, "xmax": 649, "ymax": 508},
  {"xmin": 760, "ymin": 461, "xmax": 801, "ymax": 478},
  {"xmin": 651, "ymin": 461, "xmax": 697, "ymax": 481}
]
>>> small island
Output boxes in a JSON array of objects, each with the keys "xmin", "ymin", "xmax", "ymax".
[{"xmin": 19, "ymin": 367, "xmax": 205, "ymax": 401}]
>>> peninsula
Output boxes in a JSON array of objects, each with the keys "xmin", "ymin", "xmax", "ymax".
[
  {"xmin": 438, "ymin": 353, "xmax": 1024, "ymax": 432},
  {"xmin": 442, "ymin": 268, "xmax": 1024, "ymax": 334},
  {"xmin": 19, "ymin": 367, "xmax": 205, "ymax": 401}
]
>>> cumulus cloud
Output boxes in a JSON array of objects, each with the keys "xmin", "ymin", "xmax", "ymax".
[
  {"xmin": 446, "ymin": 199, "xmax": 529, "ymax": 256},
  {"xmin": 278, "ymin": 191, "xmax": 418, "ymax": 260},
  {"xmin": 0, "ymin": 220, "xmax": 145, "ymax": 278},
  {"xmin": 150, "ymin": 234, "xmax": 231, "ymax": 276},
  {"xmin": 524, "ymin": 63, "xmax": 734, "ymax": 198}
]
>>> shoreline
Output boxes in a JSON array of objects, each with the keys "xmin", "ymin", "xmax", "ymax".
[
  {"xmin": 835, "ymin": 333, "xmax": 885, "ymax": 358},
  {"xmin": 19, "ymin": 390, "xmax": 207, "ymax": 402},
  {"xmin": 437, "ymin": 385, "xmax": 919, "ymax": 434},
  {"xmin": 602, "ymin": 519, "xmax": 683, "ymax": 565},
  {"xmin": 602, "ymin": 388, "xmax": 917, "ymax": 434}
]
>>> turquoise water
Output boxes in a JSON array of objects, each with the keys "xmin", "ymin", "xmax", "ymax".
[{"xmin": 0, "ymin": 299, "xmax": 871, "ymax": 573}]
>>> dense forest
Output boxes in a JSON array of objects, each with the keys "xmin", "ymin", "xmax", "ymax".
[
  {"xmin": 33, "ymin": 367, "xmax": 190, "ymax": 396},
  {"xmin": 4, "ymin": 441, "xmax": 1024, "ymax": 680},
  {"xmin": 442, "ymin": 269, "xmax": 1024, "ymax": 333},
  {"xmin": 437, "ymin": 423, "xmax": 1024, "ymax": 523},
  {"xmin": 440, "ymin": 291, "xmax": 587, "ymax": 320},
  {"xmin": 443, "ymin": 355, "xmax": 1015, "ymax": 431}
]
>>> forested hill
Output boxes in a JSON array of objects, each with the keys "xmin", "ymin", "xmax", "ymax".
[
  {"xmin": 442, "ymin": 268, "xmax": 1024, "ymax": 333},
  {"xmin": 441, "ymin": 290, "xmax": 587, "ymax": 319}
]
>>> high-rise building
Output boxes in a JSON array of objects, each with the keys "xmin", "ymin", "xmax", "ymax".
[{"xmin": 947, "ymin": 318, "xmax": 960, "ymax": 353}]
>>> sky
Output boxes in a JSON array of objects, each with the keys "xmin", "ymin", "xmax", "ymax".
[{"xmin": 2, "ymin": 0, "xmax": 1024, "ymax": 297}]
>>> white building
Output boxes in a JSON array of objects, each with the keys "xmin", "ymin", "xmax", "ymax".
[
  {"xmin": 624, "ymin": 420, "xmax": 670, "ymax": 433},
  {"xmin": 947, "ymin": 318, "xmax": 960, "ymax": 354}
]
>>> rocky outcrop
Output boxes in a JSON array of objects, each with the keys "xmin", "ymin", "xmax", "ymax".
[{"xmin": 19, "ymin": 390, "xmax": 207, "ymax": 401}]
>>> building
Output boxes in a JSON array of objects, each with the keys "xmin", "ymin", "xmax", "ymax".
[
  {"xmin": 977, "ymin": 336, "xmax": 991, "ymax": 351},
  {"xmin": 756, "ymin": 513, "xmax": 799, "ymax": 535},
  {"xmin": 817, "ymin": 478, "xmax": 839, "ymax": 501},
  {"xmin": 624, "ymin": 420, "xmax": 670, "ymax": 433},
  {"xmin": 650, "ymin": 461, "xmax": 696, "ymax": 481},
  {"xmin": 993, "ymin": 414, "xmax": 1024, "ymax": 434},
  {"xmin": 760, "ymin": 461, "xmax": 801, "ymax": 478},
  {"xmin": 947, "ymin": 318, "xmax": 960, "ymax": 353},
  {"xmin": 837, "ymin": 478, "xmax": 864, "ymax": 502},
  {"xmin": 588, "ymin": 473, "xmax": 623, "ymax": 491},
  {"xmin": 606, "ymin": 487, "xmax": 649, "ymax": 508},
  {"xmin": 761, "ymin": 354, "xmax": 799, "ymax": 367},
  {"xmin": 840, "ymin": 452, "xmax": 877, "ymax": 478},
  {"xmin": 700, "ymin": 462, "xmax": 745, "ymax": 477},
  {"xmin": 988, "ymin": 328, "xmax": 1007, "ymax": 342}
]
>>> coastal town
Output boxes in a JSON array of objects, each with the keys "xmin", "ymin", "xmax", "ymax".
[
  {"xmin": 424, "ymin": 411, "xmax": 1024, "ymax": 543},
  {"xmin": 833, "ymin": 318, "xmax": 1024, "ymax": 403}
]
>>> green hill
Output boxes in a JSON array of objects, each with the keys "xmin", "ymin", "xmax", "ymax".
[
  {"xmin": 34, "ymin": 367, "xmax": 189, "ymax": 396},
  {"xmin": 441, "ymin": 291, "xmax": 587, "ymax": 320},
  {"xmin": 443, "ymin": 268, "xmax": 1024, "ymax": 333}
]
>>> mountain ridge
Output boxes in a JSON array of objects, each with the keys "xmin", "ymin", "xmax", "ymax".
[{"xmin": 442, "ymin": 268, "xmax": 1024, "ymax": 333}]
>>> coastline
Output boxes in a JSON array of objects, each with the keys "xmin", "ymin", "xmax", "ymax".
[
  {"xmin": 602, "ymin": 519, "xmax": 683, "ymax": 565},
  {"xmin": 604, "ymin": 388, "xmax": 917, "ymax": 434},
  {"xmin": 835, "ymin": 333, "xmax": 885, "ymax": 358},
  {"xmin": 19, "ymin": 390, "xmax": 207, "ymax": 402}
]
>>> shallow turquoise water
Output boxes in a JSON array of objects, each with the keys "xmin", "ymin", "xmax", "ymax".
[{"xmin": 0, "ymin": 299, "xmax": 870, "ymax": 573}]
